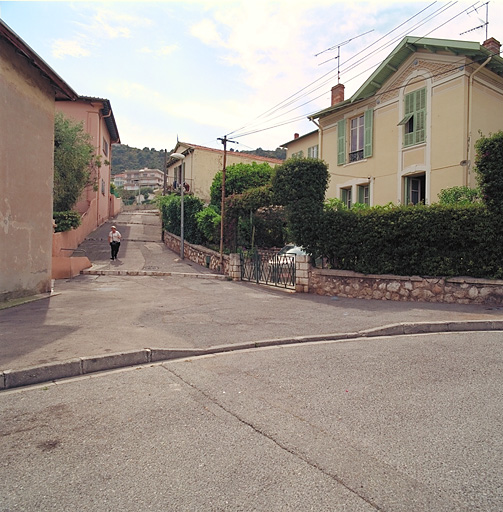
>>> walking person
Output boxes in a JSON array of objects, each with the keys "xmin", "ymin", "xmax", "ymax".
[{"xmin": 108, "ymin": 225, "xmax": 122, "ymax": 260}]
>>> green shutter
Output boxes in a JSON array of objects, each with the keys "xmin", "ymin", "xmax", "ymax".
[
  {"xmin": 416, "ymin": 88, "xmax": 426, "ymax": 143},
  {"xmin": 405, "ymin": 176, "xmax": 410, "ymax": 205},
  {"xmin": 363, "ymin": 109, "xmax": 373, "ymax": 158},
  {"xmin": 337, "ymin": 119, "xmax": 346, "ymax": 165},
  {"xmin": 358, "ymin": 186, "xmax": 364, "ymax": 204}
]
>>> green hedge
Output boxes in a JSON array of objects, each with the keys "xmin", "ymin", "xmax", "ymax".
[
  {"xmin": 53, "ymin": 211, "xmax": 81, "ymax": 232},
  {"xmin": 158, "ymin": 194, "xmax": 205, "ymax": 245},
  {"xmin": 318, "ymin": 204, "xmax": 503, "ymax": 278}
]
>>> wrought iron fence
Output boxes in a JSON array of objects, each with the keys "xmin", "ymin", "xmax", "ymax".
[{"xmin": 240, "ymin": 249, "xmax": 296, "ymax": 289}]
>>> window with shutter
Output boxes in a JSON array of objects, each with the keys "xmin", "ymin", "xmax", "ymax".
[
  {"xmin": 401, "ymin": 88, "xmax": 426, "ymax": 147},
  {"xmin": 337, "ymin": 119, "xmax": 346, "ymax": 165}
]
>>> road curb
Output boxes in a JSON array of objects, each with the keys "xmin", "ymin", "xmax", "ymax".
[
  {"xmin": 81, "ymin": 269, "xmax": 226, "ymax": 279},
  {"xmin": 2, "ymin": 320, "xmax": 502, "ymax": 390}
]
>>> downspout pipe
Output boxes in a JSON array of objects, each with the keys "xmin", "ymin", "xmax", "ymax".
[
  {"xmin": 309, "ymin": 117, "xmax": 323, "ymax": 159},
  {"xmin": 466, "ymin": 56, "xmax": 491, "ymax": 186}
]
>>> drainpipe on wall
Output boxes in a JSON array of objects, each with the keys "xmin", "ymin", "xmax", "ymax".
[
  {"xmin": 466, "ymin": 56, "xmax": 491, "ymax": 187},
  {"xmin": 309, "ymin": 117, "xmax": 323, "ymax": 159},
  {"xmin": 98, "ymin": 107, "xmax": 113, "ymax": 223}
]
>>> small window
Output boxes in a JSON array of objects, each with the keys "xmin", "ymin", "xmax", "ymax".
[
  {"xmin": 103, "ymin": 138, "xmax": 109, "ymax": 157},
  {"xmin": 291, "ymin": 150, "xmax": 304, "ymax": 158},
  {"xmin": 357, "ymin": 184, "xmax": 370, "ymax": 205},
  {"xmin": 341, "ymin": 188, "xmax": 352, "ymax": 209},
  {"xmin": 307, "ymin": 145, "xmax": 319, "ymax": 158},
  {"xmin": 404, "ymin": 174, "xmax": 425, "ymax": 205},
  {"xmin": 349, "ymin": 115, "xmax": 364, "ymax": 162}
]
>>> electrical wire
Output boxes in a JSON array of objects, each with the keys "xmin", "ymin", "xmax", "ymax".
[{"xmin": 227, "ymin": 0, "xmax": 486, "ymax": 141}]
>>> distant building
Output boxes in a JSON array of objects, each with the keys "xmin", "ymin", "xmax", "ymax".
[
  {"xmin": 122, "ymin": 168, "xmax": 164, "ymax": 190},
  {"xmin": 280, "ymin": 130, "xmax": 319, "ymax": 160},
  {"xmin": 113, "ymin": 172, "xmax": 126, "ymax": 188},
  {"xmin": 167, "ymin": 142, "xmax": 284, "ymax": 202}
]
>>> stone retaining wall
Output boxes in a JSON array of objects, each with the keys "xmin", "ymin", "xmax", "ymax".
[
  {"xmin": 310, "ymin": 268, "xmax": 503, "ymax": 305},
  {"xmin": 163, "ymin": 231, "xmax": 228, "ymax": 275}
]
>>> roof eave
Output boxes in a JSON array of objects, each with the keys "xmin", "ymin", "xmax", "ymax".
[{"xmin": 0, "ymin": 19, "xmax": 78, "ymax": 101}]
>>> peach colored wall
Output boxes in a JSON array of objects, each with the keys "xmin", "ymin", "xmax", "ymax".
[
  {"xmin": 1, "ymin": 37, "xmax": 55, "ymax": 301},
  {"xmin": 57, "ymin": 100, "xmax": 113, "ymax": 229}
]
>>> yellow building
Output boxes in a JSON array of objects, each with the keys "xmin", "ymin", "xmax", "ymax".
[
  {"xmin": 307, "ymin": 36, "xmax": 503, "ymax": 207},
  {"xmin": 167, "ymin": 142, "xmax": 284, "ymax": 202},
  {"xmin": 281, "ymin": 130, "xmax": 320, "ymax": 160}
]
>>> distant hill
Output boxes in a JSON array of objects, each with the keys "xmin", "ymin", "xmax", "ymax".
[
  {"xmin": 111, "ymin": 145, "xmax": 166, "ymax": 174},
  {"xmin": 111, "ymin": 144, "xmax": 286, "ymax": 174},
  {"xmin": 232, "ymin": 147, "xmax": 286, "ymax": 160}
]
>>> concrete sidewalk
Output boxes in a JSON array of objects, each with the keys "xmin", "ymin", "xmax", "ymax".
[{"xmin": 1, "ymin": 209, "xmax": 503, "ymax": 389}]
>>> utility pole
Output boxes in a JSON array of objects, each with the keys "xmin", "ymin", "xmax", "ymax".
[
  {"xmin": 163, "ymin": 149, "xmax": 168, "ymax": 195},
  {"xmin": 217, "ymin": 135, "xmax": 237, "ymax": 266}
]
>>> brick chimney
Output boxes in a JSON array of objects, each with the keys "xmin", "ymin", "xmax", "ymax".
[
  {"xmin": 294, "ymin": 133, "xmax": 299, "ymax": 139},
  {"xmin": 483, "ymin": 37, "xmax": 501, "ymax": 56},
  {"xmin": 331, "ymin": 83, "xmax": 345, "ymax": 106}
]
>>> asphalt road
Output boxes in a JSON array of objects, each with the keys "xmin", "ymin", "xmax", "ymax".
[{"xmin": 1, "ymin": 331, "xmax": 502, "ymax": 511}]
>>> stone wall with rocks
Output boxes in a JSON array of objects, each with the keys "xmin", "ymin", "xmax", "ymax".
[
  {"xmin": 309, "ymin": 268, "xmax": 503, "ymax": 305},
  {"xmin": 163, "ymin": 231, "xmax": 228, "ymax": 274}
]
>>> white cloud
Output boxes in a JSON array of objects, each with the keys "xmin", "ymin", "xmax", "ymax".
[
  {"xmin": 190, "ymin": 19, "xmax": 225, "ymax": 47},
  {"xmin": 159, "ymin": 44, "xmax": 178, "ymax": 56},
  {"xmin": 52, "ymin": 39, "xmax": 90, "ymax": 59},
  {"xmin": 75, "ymin": 8, "xmax": 153, "ymax": 40}
]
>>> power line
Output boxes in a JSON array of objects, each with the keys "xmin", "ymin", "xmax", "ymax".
[{"xmin": 228, "ymin": 0, "xmax": 485, "ymax": 141}]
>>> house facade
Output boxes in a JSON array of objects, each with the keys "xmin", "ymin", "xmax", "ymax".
[
  {"xmin": 308, "ymin": 36, "xmax": 503, "ymax": 207},
  {"xmin": 57, "ymin": 97, "xmax": 120, "ymax": 226},
  {"xmin": 0, "ymin": 20, "xmax": 78, "ymax": 301},
  {"xmin": 167, "ymin": 142, "xmax": 284, "ymax": 202},
  {"xmin": 281, "ymin": 130, "xmax": 319, "ymax": 159}
]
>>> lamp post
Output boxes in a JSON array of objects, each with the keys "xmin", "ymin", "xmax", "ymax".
[
  {"xmin": 170, "ymin": 152, "xmax": 186, "ymax": 259},
  {"xmin": 133, "ymin": 178, "xmax": 140, "ymax": 205}
]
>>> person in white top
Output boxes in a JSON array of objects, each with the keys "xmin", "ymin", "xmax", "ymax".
[{"xmin": 108, "ymin": 225, "xmax": 122, "ymax": 260}]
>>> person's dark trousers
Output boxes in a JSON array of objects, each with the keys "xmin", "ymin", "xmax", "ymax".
[{"xmin": 110, "ymin": 241, "xmax": 120, "ymax": 260}]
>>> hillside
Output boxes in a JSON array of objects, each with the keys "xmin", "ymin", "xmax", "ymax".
[{"xmin": 111, "ymin": 144, "xmax": 286, "ymax": 174}]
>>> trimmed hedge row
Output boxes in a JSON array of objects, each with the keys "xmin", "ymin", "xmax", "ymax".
[{"xmin": 318, "ymin": 204, "xmax": 503, "ymax": 278}]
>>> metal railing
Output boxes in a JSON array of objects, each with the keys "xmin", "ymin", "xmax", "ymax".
[{"xmin": 240, "ymin": 249, "xmax": 296, "ymax": 289}]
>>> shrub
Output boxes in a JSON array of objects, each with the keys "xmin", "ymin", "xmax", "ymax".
[
  {"xmin": 437, "ymin": 186, "xmax": 480, "ymax": 205},
  {"xmin": 53, "ymin": 211, "xmax": 81, "ymax": 232},
  {"xmin": 196, "ymin": 205, "xmax": 221, "ymax": 244}
]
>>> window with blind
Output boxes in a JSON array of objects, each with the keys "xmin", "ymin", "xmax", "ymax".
[{"xmin": 398, "ymin": 88, "xmax": 426, "ymax": 147}]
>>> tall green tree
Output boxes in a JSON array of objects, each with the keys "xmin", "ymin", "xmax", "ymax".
[
  {"xmin": 53, "ymin": 112, "xmax": 94, "ymax": 211},
  {"xmin": 474, "ymin": 131, "xmax": 503, "ymax": 214},
  {"xmin": 210, "ymin": 161, "xmax": 274, "ymax": 209}
]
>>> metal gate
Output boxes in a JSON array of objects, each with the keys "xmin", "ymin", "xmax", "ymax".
[{"xmin": 240, "ymin": 249, "xmax": 296, "ymax": 289}]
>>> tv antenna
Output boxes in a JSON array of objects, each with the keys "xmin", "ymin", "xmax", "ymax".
[
  {"xmin": 460, "ymin": 1, "xmax": 489, "ymax": 41},
  {"xmin": 315, "ymin": 29, "xmax": 374, "ymax": 83}
]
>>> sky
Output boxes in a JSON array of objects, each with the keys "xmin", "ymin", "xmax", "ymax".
[{"xmin": 1, "ymin": 0, "xmax": 502, "ymax": 153}]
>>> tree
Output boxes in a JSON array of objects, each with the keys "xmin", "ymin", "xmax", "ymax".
[
  {"xmin": 53, "ymin": 112, "xmax": 94, "ymax": 211},
  {"xmin": 474, "ymin": 131, "xmax": 503, "ymax": 214},
  {"xmin": 210, "ymin": 162, "xmax": 275, "ymax": 209}
]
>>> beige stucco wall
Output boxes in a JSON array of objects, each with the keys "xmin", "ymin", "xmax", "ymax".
[
  {"xmin": 0, "ymin": 38, "xmax": 56, "ymax": 301},
  {"xmin": 283, "ymin": 131, "xmax": 319, "ymax": 159},
  {"xmin": 57, "ymin": 101, "xmax": 113, "ymax": 227}
]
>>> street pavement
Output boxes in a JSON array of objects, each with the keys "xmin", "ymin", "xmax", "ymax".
[
  {"xmin": 1, "ymin": 209, "xmax": 502, "ymax": 510},
  {"xmin": 1, "ymin": 209, "xmax": 502, "ymax": 388},
  {"xmin": 1, "ymin": 331, "xmax": 502, "ymax": 511}
]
